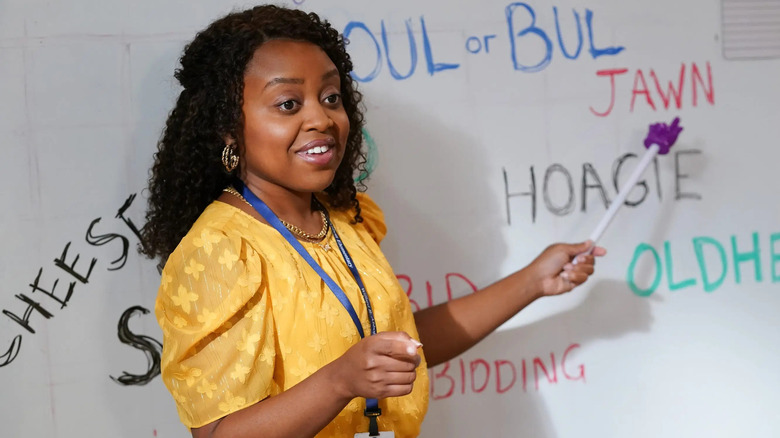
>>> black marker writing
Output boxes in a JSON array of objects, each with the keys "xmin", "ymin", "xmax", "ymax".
[
  {"xmin": 86, "ymin": 218, "xmax": 130, "ymax": 271},
  {"xmin": 110, "ymin": 306, "xmax": 162, "ymax": 386}
]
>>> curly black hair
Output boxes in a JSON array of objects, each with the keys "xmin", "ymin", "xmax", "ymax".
[{"xmin": 140, "ymin": 5, "xmax": 367, "ymax": 263}]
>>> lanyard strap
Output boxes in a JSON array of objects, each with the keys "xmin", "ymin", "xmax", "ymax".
[
  {"xmin": 237, "ymin": 184, "xmax": 383, "ymax": 434},
  {"xmin": 321, "ymin": 203, "xmax": 378, "ymax": 337},
  {"xmin": 239, "ymin": 183, "xmax": 376, "ymax": 337}
]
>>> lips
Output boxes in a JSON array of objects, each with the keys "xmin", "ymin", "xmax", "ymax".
[{"xmin": 295, "ymin": 138, "xmax": 338, "ymax": 166}]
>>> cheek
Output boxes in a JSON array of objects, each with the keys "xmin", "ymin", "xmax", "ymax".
[
  {"xmin": 335, "ymin": 111, "xmax": 351, "ymax": 144},
  {"xmin": 244, "ymin": 116, "xmax": 298, "ymax": 152}
]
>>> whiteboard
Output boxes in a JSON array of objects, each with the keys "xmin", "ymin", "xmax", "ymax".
[{"xmin": 1, "ymin": 0, "xmax": 779, "ymax": 437}]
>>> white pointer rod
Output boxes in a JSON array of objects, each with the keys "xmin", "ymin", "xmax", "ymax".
[
  {"xmin": 588, "ymin": 143, "xmax": 659, "ymax": 245},
  {"xmin": 572, "ymin": 116, "xmax": 682, "ymax": 263}
]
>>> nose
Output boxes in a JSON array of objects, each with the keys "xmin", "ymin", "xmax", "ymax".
[{"xmin": 302, "ymin": 101, "xmax": 334, "ymax": 132}]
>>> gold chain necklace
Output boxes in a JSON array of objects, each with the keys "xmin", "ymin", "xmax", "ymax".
[{"xmin": 223, "ymin": 186, "xmax": 331, "ymax": 248}]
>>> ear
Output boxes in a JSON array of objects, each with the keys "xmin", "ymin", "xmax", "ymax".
[{"xmin": 223, "ymin": 134, "xmax": 236, "ymax": 145}]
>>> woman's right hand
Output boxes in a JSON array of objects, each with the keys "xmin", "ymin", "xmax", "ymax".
[{"xmin": 331, "ymin": 331, "xmax": 422, "ymax": 401}]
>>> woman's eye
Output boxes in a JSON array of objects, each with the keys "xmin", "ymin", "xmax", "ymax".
[
  {"xmin": 278, "ymin": 100, "xmax": 297, "ymax": 111},
  {"xmin": 324, "ymin": 94, "xmax": 341, "ymax": 104}
]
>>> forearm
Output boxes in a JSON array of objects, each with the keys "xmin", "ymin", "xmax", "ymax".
[
  {"xmin": 414, "ymin": 268, "xmax": 542, "ymax": 367},
  {"xmin": 194, "ymin": 359, "xmax": 352, "ymax": 438}
]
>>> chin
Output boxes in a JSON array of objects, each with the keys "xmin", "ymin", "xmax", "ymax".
[{"xmin": 300, "ymin": 173, "xmax": 338, "ymax": 194}]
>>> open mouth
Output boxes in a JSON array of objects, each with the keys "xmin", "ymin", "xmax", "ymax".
[
  {"xmin": 297, "ymin": 140, "xmax": 337, "ymax": 166},
  {"xmin": 304, "ymin": 145, "xmax": 331, "ymax": 155}
]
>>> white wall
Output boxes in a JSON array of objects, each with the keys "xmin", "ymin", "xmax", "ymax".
[{"xmin": 1, "ymin": 0, "xmax": 778, "ymax": 437}]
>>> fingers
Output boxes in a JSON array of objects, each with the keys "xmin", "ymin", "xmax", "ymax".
[
  {"xmin": 561, "ymin": 269, "xmax": 592, "ymax": 285},
  {"xmin": 565, "ymin": 241, "xmax": 607, "ymax": 255},
  {"xmin": 569, "ymin": 241, "xmax": 606, "ymax": 257},
  {"xmin": 559, "ymin": 252, "xmax": 598, "ymax": 289},
  {"xmin": 383, "ymin": 370, "xmax": 418, "ymax": 396},
  {"xmin": 565, "ymin": 240, "xmax": 594, "ymax": 256},
  {"xmin": 383, "ymin": 370, "xmax": 419, "ymax": 386},
  {"xmin": 369, "ymin": 355, "xmax": 418, "ymax": 373},
  {"xmin": 565, "ymin": 254, "xmax": 595, "ymax": 277},
  {"xmin": 569, "ymin": 255, "xmax": 596, "ymax": 270},
  {"xmin": 372, "ymin": 332, "xmax": 422, "ymax": 363},
  {"xmin": 357, "ymin": 366, "xmax": 418, "ymax": 398},
  {"xmin": 348, "ymin": 332, "xmax": 421, "ymax": 398},
  {"xmin": 373, "ymin": 382, "xmax": 416, "ymax": 398},
  {"xmin": 539, "ymin": 242, "xmax": 605, "ymax": 296}
]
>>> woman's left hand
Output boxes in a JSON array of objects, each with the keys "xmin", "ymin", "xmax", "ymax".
[{"xmin": 527, "ymin": 240, "xmax": 607, "ymax": 297}]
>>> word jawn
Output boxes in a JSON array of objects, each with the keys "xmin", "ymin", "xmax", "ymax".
[{"xmin": 590, "ymin": 62, "xmax": 715, "ymax": 117}]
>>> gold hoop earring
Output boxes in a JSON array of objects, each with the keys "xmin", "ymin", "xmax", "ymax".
[{"xmin": 222, "ymin": 143, "xmax": 239, "ymax": 172}]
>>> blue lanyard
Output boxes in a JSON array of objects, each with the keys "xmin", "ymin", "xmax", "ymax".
[
  {"xmin": 237, "ymin": 184, "xmax": 383, "ymax": 435},
  {"xmin": 238, "ymin": 183, "xmax": 377, "ymax": 337}
]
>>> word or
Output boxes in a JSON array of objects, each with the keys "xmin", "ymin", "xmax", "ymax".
[
  {"xmin": 0, "ymin": 195, "xmax": 163, "ymax": 387},
  {"xmin": 342, "ymin": 3, "xmax": 623, "ymax": 82},
  {"xmin": 503, "ymin": 149, "xmax": 702, "ymax": 224},
  {"xmin": 590, "ymin": 62, "xmax": 715, "ymax": 117},
  {"xmin": 626, "ymin": 231, "xmax": 780, "ymax": 296},
  {"xmin": 397, "ymin": 272, "xmax": 478, "ymax": 312},
  {"xmin": 430, "ymin": 343, "xmax": 585, "ymax": 399}
]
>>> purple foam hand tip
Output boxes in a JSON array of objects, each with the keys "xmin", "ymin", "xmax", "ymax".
[{"xmin": 643, "ymin": 117, "xmax": 683, "ymax": 155}]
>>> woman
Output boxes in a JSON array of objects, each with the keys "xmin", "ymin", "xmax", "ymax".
[{"xmin": 141, "ymin": 5, "xmax": 605, "ymax": 438}]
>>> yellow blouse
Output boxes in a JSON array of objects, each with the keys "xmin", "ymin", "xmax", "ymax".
[{"xmin": 155, "ymin": 193, "xmax": 429, "ymax": 437}]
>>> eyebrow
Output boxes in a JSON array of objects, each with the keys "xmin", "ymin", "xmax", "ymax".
[
  {"xmin": 263, "ymin": 69, "xmax": 340, "ymax": 90},
  {"xmin": 263, "ymin": 77, "xmax": 303, "ymax": 90},
  {"xmin": 321, "ymin": 68, "xmax": 339, "ymax": 81}
]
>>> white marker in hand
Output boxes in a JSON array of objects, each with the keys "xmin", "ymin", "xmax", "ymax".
[{"xmin": 573, "ymin": 117, "xmax": 684, "ymax": 263}]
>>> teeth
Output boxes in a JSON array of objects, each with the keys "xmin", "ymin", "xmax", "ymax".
[{"xmin": 306, "ymin": 145, "xmax": 330, "ymax": 154}]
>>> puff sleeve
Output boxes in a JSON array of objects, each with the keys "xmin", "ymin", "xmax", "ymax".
[
  {"xmin": 355, "ymin": 192, "xmax": 388, "ymax": 245},
  {"xmin": 155, "ymin": 225, "xmax": 278, "ymax": 428}
]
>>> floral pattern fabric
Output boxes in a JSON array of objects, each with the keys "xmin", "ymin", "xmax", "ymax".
[{"xmin": 155, "ymin": 193, "xmax": 429, "ymax": 437}]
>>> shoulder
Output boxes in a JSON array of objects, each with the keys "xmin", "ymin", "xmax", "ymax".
[
  {"xmin": 355, "ymin": 192, "xmax": 387, "ymax": 245},
  {"xmin": 173, "ymin": 202, "xmax": 247, "ymax": 258},
  {"xmin": 158, "ymin": 202, "xmax": 267, "ymax": 319},
  {"xmin": 318, "ymin": 191, "xmax": 388, "ymax": 245},
  {"xmin": 162, "ymin": 201, "xmax": 267, "ymax": 282}
]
